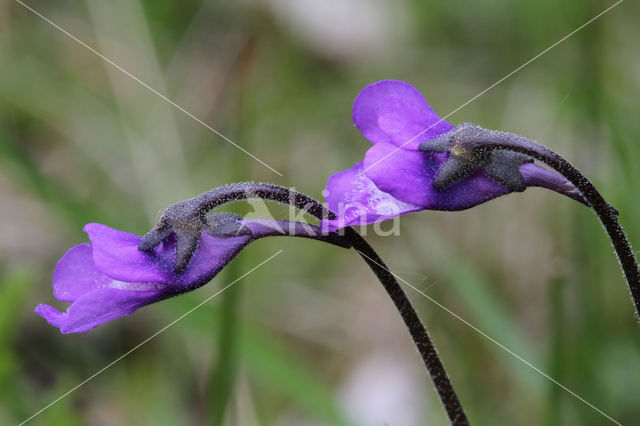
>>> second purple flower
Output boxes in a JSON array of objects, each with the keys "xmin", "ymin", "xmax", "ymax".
[{"xmin": 323, "ymin": 80, "xmax": 583, "ymax": 229}]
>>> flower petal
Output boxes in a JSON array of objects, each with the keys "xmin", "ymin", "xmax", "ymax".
[
  {"xmin": 53, "ymin": 243, "xmax": 111, "ymax": 302},
  {"xmin": 323, "ymin": 161, "xmax": 422, "ymax": 230},
  {"xmin": 352, "ymin": 80, "xmax": 453, "ymax": 150},
  {"xmin": 85, "ymin": 223, "xmax": 170, "ymax": 283},
  {"xmin": 35, "ymin": 288, "xmax": 167, "ymax": 334}
]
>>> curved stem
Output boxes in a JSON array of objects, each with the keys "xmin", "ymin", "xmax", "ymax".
[
  {"xmin": 192, "ymin": 183, "xmax": 469, "ymax": 425},
  {"xmin": 471, "ymin": 130, "xmax": 640, "ymax": 320},
  {"xmin": 185, "ymin": 182, "xmax": 331, "ymax": 221},
  {"xmin": 343, "ymin": 227, "xmax": 469, "ymax": 425}
]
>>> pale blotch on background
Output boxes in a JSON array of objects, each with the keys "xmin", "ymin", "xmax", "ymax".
[
  {"xmin": 339, "ymin": 352, "xmax": 429, "ymax": 426},
  {"xmin": 262, "ymin": 0, "xmax": 409, "ymax": 61}
]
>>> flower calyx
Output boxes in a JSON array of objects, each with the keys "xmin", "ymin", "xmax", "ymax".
[
  {"xmin": 419, "ymin": 123, "xmax": 532, "ymax": 192},
  {"xmin": 139, "ymin": 195, "xmax": 250, "ymax": 274}
]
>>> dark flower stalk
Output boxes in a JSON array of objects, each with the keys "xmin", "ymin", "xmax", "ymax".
[
  {"xmin": 140, "ymin": 183, "xmax": 469, "ymax": 425},
  {"xmin": 343, "ymin": 227, "xmax": 469, "ymax": 425},
  {"xmin": 420, "ymin": 124, "xmax": 640, "ymax": 320}
]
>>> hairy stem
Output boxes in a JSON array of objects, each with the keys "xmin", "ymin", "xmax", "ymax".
[
  {"xmin": 465, "ymin": 129, "xmax": 640, "ymax": 320},
  {"xmin": 343, "ymin": 227, "xmax": 469, "ymax": 425},
  {"xmin": 191, "ymin": 182, "xmax": 469, "ymax": 425},
  {"xmin": 182, "ymin": 182, "xmax": 330, "ymax": 221}
]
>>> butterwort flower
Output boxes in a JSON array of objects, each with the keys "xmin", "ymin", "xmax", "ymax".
[
  {"xmin": 323, "ymin": 80, "xmax": 583, "ymax": 229},
  {"xmin": 36, "ymin": 215, "xmax": 347, "ymax": 333}
]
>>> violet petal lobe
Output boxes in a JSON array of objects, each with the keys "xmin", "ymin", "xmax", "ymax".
[
  {"xmin": 352, "ymin": 80, "xmax": 454, "ymax": 150},
  {"xmin": 52, "ymin": 243, "xmax": 110, "ymax": 303},
  {"xmin": 36, "ymin": 240, "xmax": 170, "ymax": 334},
  {"xmin": 36, "ymin": 288, "xmax": 167, "ymax": 334},
  {"xmin": 323, "ymin": 161, "xmax": 422, "ymax": 230},
  {"xmin": 85, "ymin": 223, "xmax": 170, "ymax": 284}
]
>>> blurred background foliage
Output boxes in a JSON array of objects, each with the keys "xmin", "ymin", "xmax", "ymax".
[{"xmin": 1, "ymin": 0, "xmax": 639, "ymax": 425}]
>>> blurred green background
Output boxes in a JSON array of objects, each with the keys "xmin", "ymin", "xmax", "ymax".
[{"xmin": 1, "ymin": 0, "xmax": 639, "ymax": 425}]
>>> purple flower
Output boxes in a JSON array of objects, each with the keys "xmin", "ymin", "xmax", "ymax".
[
  {"xmin": 323, "ymin": 80, "xmax": 582, "ymax": 229},
  {"xmin": 36, "ymin": 219, "xmax": 346, "ymax": 333}
]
